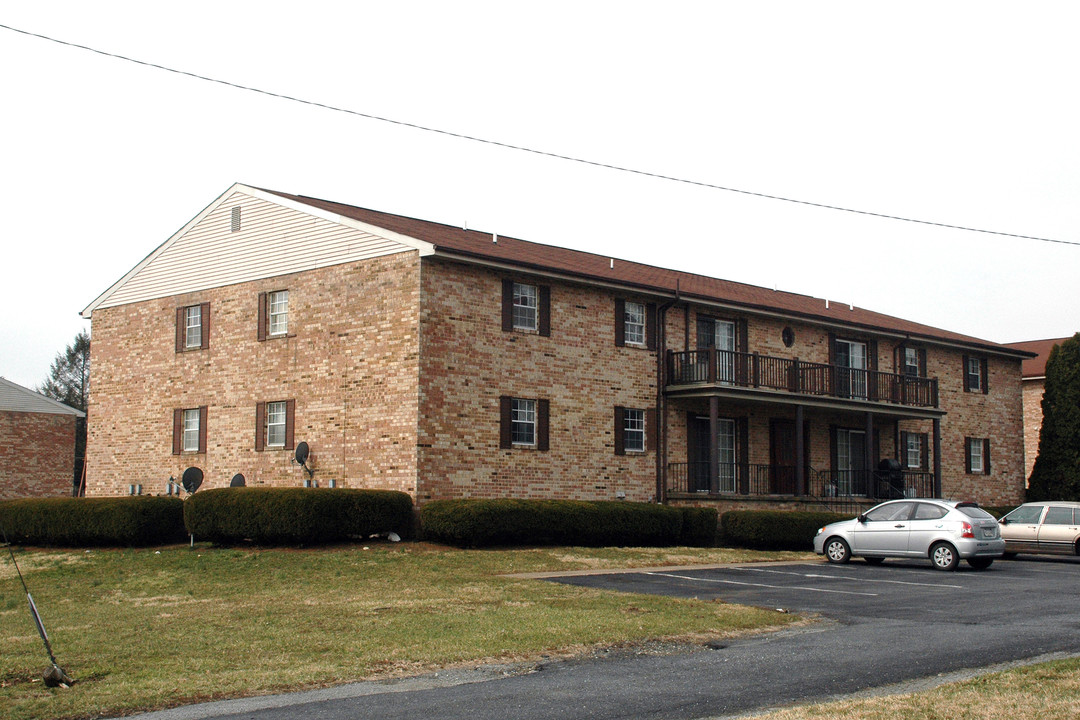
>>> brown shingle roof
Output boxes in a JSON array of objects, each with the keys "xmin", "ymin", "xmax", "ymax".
[
  {"xmin": 1004, "ymin": 337, "xmax": 1073, "ymax": 377},
  {"xmin": 264, "ymin": 188, "xmax": 1028, "ymax": 355}
]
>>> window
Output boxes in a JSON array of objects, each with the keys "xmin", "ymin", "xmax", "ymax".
[
  {"xmin": 255, "ymin": 400, "xmax": 295, "ymax": 451},
  {"xmin": 501, "ymin": 279, "xmax": 550, "ymax": 336},
  {"xmin": 615, "ymin": 407, "xmax": 655, "ymax": 455},
  {"xmin": 966, "ymin": 437, "xmax": 990, "ymax": 474},
  {"xmin": 835, "ymin": 338, "xmax": 868, "ymax": 399},
  {"xmin": 903, "ymin": 347, "xmax": 921, "ymax": 377},
  {"xmin": 615, "ymin": 300, "xmax": 656, "ymax": 349},
  {"xmin": 172, "ymin": 406, "xmax": 207, "ymax": 454},
  {"xmin": 901, "ymin": 431, "xmax": 928, "ymax": 470},
  {"xmin": 269, "ymin": 290, "xmax": 289, "ymax": 336},
  {"xmin": 913, "ymin": 503, "xmax": 948, "ymax": 520},
  {"xmin": 175, "ymin": 303, "xmax": 209, "ymax": 352},
  {"xmin": 624, "ymin": 302, "xmax": 646, "ymax": 345},
  {"xmin": 258, "ymin": 291, "xmax": 291, "ymax": 341},
  {"xmin": 696, "ymin": 317, "xmax": 738, "ymax": 383},
  {"xmin": 1044, "ymin": 506, "xmax": 1075, "ymax": 525},
  {"xmin": 499, "ymin": 396, "xmax": 549, "ymax": 450},
  {"xmin": 963, "ymin": 355, "xmax": 988, "ymax": 393}
]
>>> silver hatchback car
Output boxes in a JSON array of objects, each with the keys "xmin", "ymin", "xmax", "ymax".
[{"xmin": 813, "ymin": 499, "xmax": 1005, "ymax": 570}]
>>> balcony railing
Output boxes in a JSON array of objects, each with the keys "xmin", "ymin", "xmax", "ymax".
[
  {"xmin": 667, "ymin": 462, "xmax": 935, "ymax": 500},
  {"xmin": 666, "ymin": 349, "xmax": 938, "ymax": 408}
]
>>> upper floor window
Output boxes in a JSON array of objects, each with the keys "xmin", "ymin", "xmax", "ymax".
[
  {"xmin": 501, "ymin": 279, "xmax": 550, "ymax": 336},
  {"xmin": 902, "ymin": 431, "xmax": 927, "ymax": 470},
  {"xmin": 615, "ymin": 299, "xmax": 656, "ymax": 349},
  {"xmin": 513, "ymin": 283, "xmax": 537, "ymax": 331},
  {"xmin": 624, "ymin": 302, "xmax": 646, "ymax": 345},
  {"xmin": 172, "ymin": 406, "xmax": 207, "ymax": 454},
  {"xmin": 623, "ymin": 408, "xmax": 645, "ymax": 452},
  {"xmin": 966, "ymin": 437, "xmax": 990, "ymax": 474},
  {"xmin": 269, "ymin": 290, "xmax": 289, "ymax": 336},
  {"xmin": 266, "ymin": 401, "xmax": 288, "ymax": 447},
  {"xmin": 499, "ymin": 395, "xmax": 550, "ymax": 450},
  {"xmin": 903, "ymin": 347, "xmax": 922, "ymax": 377},
  {"xmin": 511, "ymin": 397, "xmax": 536, "ymax": 445},
  {"xmin": 175, "ymin": 303, "xmax": 209, "ymax": 352},
  {"xmin": 963, "ymin": 355, "xmax": 987, "ymax": 393},
  {"xmin": 255, "ymin": 399, "xmax": 295, "ymax": 451}
]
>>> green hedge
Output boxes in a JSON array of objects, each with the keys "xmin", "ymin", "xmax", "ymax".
[
  {"xmin": 678, "ymin": 506, "xmax": 719, "ymax": 546},
  {"xmin": 183, "ymin": 487, "xmax": 413, "ymax": 545},
  {"xmin": 419, "ymin": 499, "xmax": 710, "ymax": 548},
  {"xmin": 0, "ymin": 496, "xmax": 187, "ymax": 547},
  {"xmin": 719, "ymin": 510, "xmax": 853, "ymax": 551}
]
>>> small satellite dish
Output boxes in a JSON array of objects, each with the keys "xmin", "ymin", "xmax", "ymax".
[
  {"xmin": 230, "ymin": 473, "xmax": 246, "ymax": 488},
  {"xmin": 294, "ymin": 442, "xmax": 309, "ymax": 466},
  {"xmin": 181, "ymin": 467, "xmax": 203, "ymax": 494}
]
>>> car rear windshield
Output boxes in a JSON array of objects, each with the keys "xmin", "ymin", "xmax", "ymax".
[{"xmin": 957, "ymin": 505, "xmax": 995, "ymax": 520}]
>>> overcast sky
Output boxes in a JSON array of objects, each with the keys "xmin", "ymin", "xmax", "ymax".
[{"xmin": 2, "ymin": 2, "xmax": 1078, "ymax": 390}]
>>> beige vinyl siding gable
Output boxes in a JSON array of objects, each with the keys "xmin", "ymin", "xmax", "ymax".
[{"xmin": 95, "ymin": 191, "xmax": 420, "ymax": 311}]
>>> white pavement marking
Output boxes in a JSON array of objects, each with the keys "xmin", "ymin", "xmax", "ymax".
[
  {"xmin": 733, "ymin": 565, "xmax": 963, "ymax": 589},
  {"xmin": 643, "ymin": 572, "xmax": 879, "ymax": 596}
]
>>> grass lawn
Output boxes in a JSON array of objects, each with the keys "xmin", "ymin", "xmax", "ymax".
[{"xmin": 1, "ymin": 543, "xmax": 809, "ymax": 720}]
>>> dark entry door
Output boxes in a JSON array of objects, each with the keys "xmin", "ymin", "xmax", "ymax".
[
  {"xmin": 769, "ymin": 420, "xmax": 807, "ymax": 494},
  {"xmin": 687, "ymin": 415, "xmax": 711, "ymax": 492}
]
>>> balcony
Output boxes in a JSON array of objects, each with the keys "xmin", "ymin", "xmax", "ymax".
[
  {"xmin": 666, "ymin": 349, "xmax": 938, "ymax": 409},
  {"xmin": 667, "ymin": 462, "xmax": 936, "ymax": 501}
]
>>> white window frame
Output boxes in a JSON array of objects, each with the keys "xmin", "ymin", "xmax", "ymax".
[
  {"xmin": 266, "ymin": 401, "xmax": 287, "ymax": 448},
  {"xmin": 905, "ymin": 434, "xmax": 922, "ymax": 469},
  {"xmin": 836, "ymin": 339, "xmax": 868, "ymax": 399},
  {"xmin": 904, "ymin": 347, "xmax": 920, "ymax": 377},
  {"xmin": 969, "ymin": 437, "xmax": 985, "ymax": 473},
  {"xmin": 966, "ymin": 357, "xmax": 983, "ymax": 392},
  {"xmin": 512, "ymin": 283, "xmax": 537, "ymax": 331},
  {"xmin": 269, "ymin": 290, "xmax": 289, "ymax": 336},
  {"xmin": 184, "ymin": 305, "xmax": 202, "ymax": 349},
  {"xmin": 623, "ymin": 408, "xmax": 645, "ymax": 452},
  {"xmin": 624, "ymin": 302, "xmax": 646, "ymax": 346},
  {"xmin": 182, "ymin": 408, "xmax": 200, "ymax": 452},
  {"xmin": 511, "ymin": 398, "xmax": 536, "ymax": 446}
]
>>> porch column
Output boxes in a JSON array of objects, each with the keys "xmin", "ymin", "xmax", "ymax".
[
  {"xmin": 865, "ymin": 412, "xmax": 875, "ymax": 498},
  {"xmin": 933, "ymin": 418, "xmax": 942, "ymax": 498},
  {"xmin": 709, "ymin": 396, "xmax": 719, "ymax": 494},
  {"xmin": 795, "ymin": 404, "xmax": 805, "ymax": 496}
]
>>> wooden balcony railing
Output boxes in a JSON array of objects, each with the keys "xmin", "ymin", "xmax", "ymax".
[
  {"xmin": 667, "ymin": 463, "xmax": 935, "ymax": 500},
  {"xmin": 666, "ymin": 349, "xmax": 938, "ymax": 408}
]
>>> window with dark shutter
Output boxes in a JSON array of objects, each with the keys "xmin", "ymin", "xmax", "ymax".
[
  {"xmin": 258, "ymin": 292, "xmax": 268, "ymax": 342},
  {"xmin": 537, "ymin": 399, "xmax": 550, "ymax": 451},
  {"xmin": 255, "ymin": 402, "xmax": 266, "ymax": 452},
  {"xmin": 614, "ymin": 300, "xmax": 626, "ymax": 347},
  {"xmin": 172, "ymin": 409, "xmax": 183, "ymax": 455},
  {"xmin": 198, "ymin": 405, "xmax": 208, "ymax": 453},
  {"xmin": 538, "ymin": 286, "xmax": 551, "ymax": 337}
]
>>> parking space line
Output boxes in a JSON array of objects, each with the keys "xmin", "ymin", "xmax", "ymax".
[
  {"xmin": 733, "ymin": 566, "xmax": 963, "ymax": 589},
  {"xmin": 644, "ymin": 571, "xmax": 879, "ymax": 596}
]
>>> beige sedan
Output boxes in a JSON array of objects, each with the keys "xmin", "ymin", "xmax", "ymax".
[{"xmin": 998, "ymin": 502, "xmax": 1080, "ymax": 557}]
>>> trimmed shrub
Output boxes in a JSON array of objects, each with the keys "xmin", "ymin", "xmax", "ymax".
[
  {"xmin": 419, "ymin": 498, "xmax": 684, "ymax": 548},
  {"xmin": 0, "ymin": 496, "xmax": 187, "ymax": 547},
  {"xmin": 183, "ymin": 487, "xmax": 413, "ymax": 545},
  {"xmin": 719, "ymin": 510, "xmax": 852, "ymax": 551},
  {"xmin": 678, "ymin": 506, "xmax": 719, "ymax": 547}
]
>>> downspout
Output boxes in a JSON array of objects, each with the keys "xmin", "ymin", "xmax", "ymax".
[{"xmin": 655, "ymin": 280, "xmax": 681, "ymax": 504}]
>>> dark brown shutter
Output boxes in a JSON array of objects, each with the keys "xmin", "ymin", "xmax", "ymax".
[
  {"xmin": 614, "ymin": 406, "xmax": 625, "ymax": 455},
  {"xmin": 962, "ymin": 355, "xmax": 971, "ymax": 391},
  {"xmin": 900, "ymin": 431, "xmax": 910, "ymax": 467},
  {"xmin": 737, "ymin": 416, "xmax": 750, "ymax": 494},
  {"xmin": 172, "ymin": 409, "xmax": 183, "ymax": 455},
  {"xmin": 198, "ymin": 406, "xmax": 208, "ymax": 453},
  {"xmin": 538, "ymin": 286, "xmax": 551, "ymax": 337},
  {"xmin": 983, "ymin": 438, "xmax": 991, "ymax": 474},
  {"xmin": 200, "ymin": 303, "xmax": 210, "ymax": 350},
  {"xmin": 499, "ymin": 396, "xmax": 512, "ymax": 449},
  {"xmin": 737, "ymin": 318, "xmax": 748, "ymax": 353},
  {"xmin": 965, "ymin": 437, "xmax": 972, "ymax": 473},
  {"xmin": 867, "ymin": 339, "xmax": 879, "ymax": 400},
  {"xmin": 918, "ymin": 348, "xmax": 927, "ymax": 377},
  {"xmin": 646, "ymin": 408, "xmax": 657, "ymax": 453},
  {"xmin": 828, "ymin": 333, "xmax": 837, "ymax": 365},
  {"xmin": 258, "ymin": 292, "xmax": 268, "ymax": 342},
  {"xmin": 981, "ymin": 359, "xmax": 989, "ymax": 394},
  {"xmin": 537, "ymin": 399, "xmax": 550, "ymax": 451},
  {"xmin": 255, "ymin": 402, "xmax": 266, "ymax": 452},
  {"xmin": 646, "ymin": 303, "xmax": 657, "ymax": 351},
  {"xmin": 285, "ymin": 399, "xmax": 295, "ymax": 451},
  {"xmin": 501, "ymin": 280, "xmax": 514, "ymax": 332},
  {"xmin": 176, "ymin": 307, "xmax": 185, "ymax": 353},
  {"xmin": 614, "ymin": 299, "xmax": 626, "ymax": 347},
  {"xmin": 920, "ymin": 432, "xmax": 929, "ymax": 470},
  {"xmin": 867, "ymin": 340, "xmax": 878, "ymax": 371}
]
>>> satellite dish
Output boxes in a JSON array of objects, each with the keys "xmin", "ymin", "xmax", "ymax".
[
  {"xmin": 230, "ymin": 473, "xmax": 246, "ymax": 488},
  {"xmin": 294, "ymin": 442, "xmax": 309, "ymax": 466},
  {"xmin": 181, "ymin": 467, "xmax": 203, "ymax": 493}
]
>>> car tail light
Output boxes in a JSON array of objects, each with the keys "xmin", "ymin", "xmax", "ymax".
[{"xmin": 960, "ymin": 521, "xmax": 974, "ymax": 539}]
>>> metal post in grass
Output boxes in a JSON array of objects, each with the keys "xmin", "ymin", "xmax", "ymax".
[{"xmin": 1, "ymin": 519, "xmax": 75, "ymax": 688}]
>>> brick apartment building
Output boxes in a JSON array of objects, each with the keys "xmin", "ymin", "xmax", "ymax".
[
  {"xmin": 0, "ymin": 377, "xmax": 85, "ymax": 500},
  {"xmin": 80, "ymin": 184, "xmax": 1031, "ymax": 510}
]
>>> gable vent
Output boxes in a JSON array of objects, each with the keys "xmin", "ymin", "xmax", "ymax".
[{"xmin": 231, "ymin": 206, "xmax": 241, "ymax": 232}]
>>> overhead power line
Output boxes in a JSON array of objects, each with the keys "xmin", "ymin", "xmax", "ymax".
[{"xmin": 3, "ymin": 21, "xmax": 1078, "ymax": 248}]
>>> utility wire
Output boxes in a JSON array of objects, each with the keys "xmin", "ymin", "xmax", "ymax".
[{"xmin": 3, "ymin": 21, "xmax": 1078, "ymax": 248}]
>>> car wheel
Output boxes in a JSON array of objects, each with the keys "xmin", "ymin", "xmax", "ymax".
[
  {"xmin": 864, "ymin": 557, "xmax": 885, "ymax": 565},
  {"xmin": 930, "ymin": 542, "xmax": 959, "ymax": 571},
  {"xmin": 825, "ymin": 537, "xmax": 851, "ymax": 564},
  {"xmin": 967, "ymin": 557, "xmax": 994, "ymax": 570}
]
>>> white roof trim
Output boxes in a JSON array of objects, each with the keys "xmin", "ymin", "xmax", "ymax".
[{"xmin": 81, "ymin": 183, "xmax": 436, "ymax": 318}]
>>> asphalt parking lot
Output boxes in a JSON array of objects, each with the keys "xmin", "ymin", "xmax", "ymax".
[{"xmin": 550, "ymin": 555, "xmax": 1080, "ymax": 624}]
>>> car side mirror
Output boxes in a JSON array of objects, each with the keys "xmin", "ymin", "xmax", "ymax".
[
  {"xmin": 998, "ymin": 517, "xmax": 1008, "ymax": 525},
  {"xmin": 857, "ymin": 514, "xmax": 867, "ymax": 524}
]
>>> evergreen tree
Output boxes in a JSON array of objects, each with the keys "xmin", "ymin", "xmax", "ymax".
[
  {"xmin": 38, "ymin": 329, "xmax": 90, "ymax": 492},
  {"xmin": 1027, "ymin": 332, "xmax": 1080, "ymax": 501}
]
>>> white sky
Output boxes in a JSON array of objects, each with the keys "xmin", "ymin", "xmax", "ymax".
[{"xmin": 2, "ymin": 2, "xmax": 1078, "ymax": 390}]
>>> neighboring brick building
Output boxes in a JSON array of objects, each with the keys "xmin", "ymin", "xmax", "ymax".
[
  {"xmin": 1004, "ymin": 337, "xmax": 1073, "ymax": 482},
  {"xmin": 0, "ymin": 377, "xmax": 85, "ymax": 500},
  {"xmin": 81, "ymin": 184, "xmax": 1031, "ymax": 509}
]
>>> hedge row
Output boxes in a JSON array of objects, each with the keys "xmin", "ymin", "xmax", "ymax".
[
  {"xmin": 719, "ymin": 510, "xmax": 853, "ymax": 551},
  {"xmin": 419, "ymin": 499, "xmax": 717, "ymax": 548},
  {"xmin": 183, "ymin": 487, "xmax": 414, "ymax": 544},
  {"xmin": 0, "ymin": 496, "xmax": 187, "ymax": 547}
]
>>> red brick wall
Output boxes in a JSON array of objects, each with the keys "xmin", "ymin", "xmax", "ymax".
[
  {"xmin": 1019, "ymin": 378, "xmax": 1044, "ymax": 483},
  {"xmin": 0, "ymin": 411, "xmax": 76, "ymax": 499},
  {"xmin": 86, "ymin": 253, "xmax": 421, "ymax": 496}
]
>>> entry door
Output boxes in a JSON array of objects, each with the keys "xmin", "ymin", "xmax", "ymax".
[
  {"xmin": 835, "ymin": 339, "xmax": 868, "ymax": 399},
  {"xmin": 769, "ymin": 420, "xmax": 808, "ymax": 494},
  {"xmin": 688, "ymin": 415, "xmax": 736, "ymax": 493},
  {"xmin": 697, "ymin": 318, "xmax": 736, "ymax": 383},
  {"xmin": 837, "ymin": 429, "xmax": 866, "ymax": 496}
]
